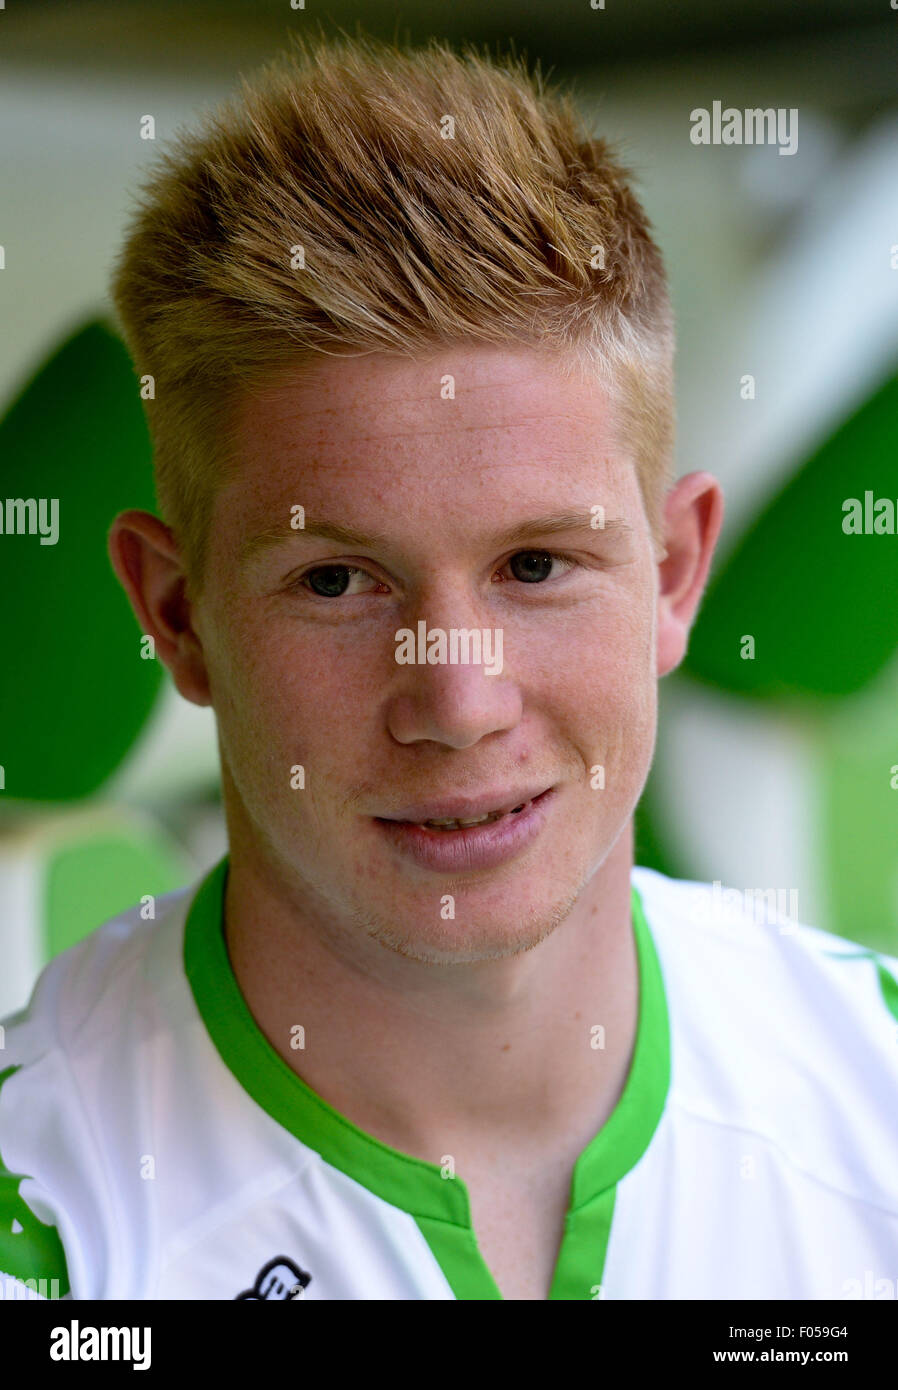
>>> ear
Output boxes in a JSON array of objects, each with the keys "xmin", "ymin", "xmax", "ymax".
[
  {"xmin": 655, "ymin": 471, "xmax": 725, "ymax": 678},
  {"xmin": 107, "ymin": 509, "xmax": 213, "ymax": 707}
]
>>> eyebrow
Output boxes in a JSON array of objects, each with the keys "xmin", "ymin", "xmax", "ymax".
[{"xmin": 238, "ymin": 509, "xmax": 633, "ymax": 566}]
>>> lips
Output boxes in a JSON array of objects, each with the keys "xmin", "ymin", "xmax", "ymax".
[
  {"xmin": 374, "ymin": 787, "xmax": 556, "ymax": 870},
  {"xmin": 376, "ymin": 785, "xmax": 552, "ymax": 826}
]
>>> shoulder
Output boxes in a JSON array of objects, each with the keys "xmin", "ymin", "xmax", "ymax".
[
  {"xmin": 2, "ymin": 878, "xmax": 196, "ymax": 1069},
  {"xmin": 631, "ymin": 865, "xmax": 898, "ymax": 1209},
  {"xmin": 631, "ymin": 864, "xmax": 898, "ymax": 1018},
  {"xmin": 0, "ymin": 880, "xmax": 197, "ymax": 1299}
]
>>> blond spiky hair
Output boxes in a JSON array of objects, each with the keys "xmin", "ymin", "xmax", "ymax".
[{"xmin": 109, "ymin": 30, "xmax": 675, "ymax": 587}]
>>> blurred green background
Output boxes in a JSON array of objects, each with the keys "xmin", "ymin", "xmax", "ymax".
[{"xmin": 1, "ymin": 0, "xmax": 897, "ymax": 1015}]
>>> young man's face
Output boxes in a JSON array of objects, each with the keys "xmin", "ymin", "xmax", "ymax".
[{"xmin": 164, "ymin": 345, "xmax": 714, "ymax": 963}]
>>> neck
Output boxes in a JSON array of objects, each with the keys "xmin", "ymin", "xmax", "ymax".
[{"xmin": 222, "ymin": 820, "xmax": 638, "ymax": 1170}]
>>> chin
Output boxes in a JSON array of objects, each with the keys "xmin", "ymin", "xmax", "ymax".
[{"xmin": 358, "ymin": 889, "xmax": 582, "ymax": 965}]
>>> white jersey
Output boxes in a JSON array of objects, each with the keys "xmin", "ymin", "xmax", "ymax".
[{"xmin": 2, "ymin": 856, "xmax": 897, "ymax": 1301}]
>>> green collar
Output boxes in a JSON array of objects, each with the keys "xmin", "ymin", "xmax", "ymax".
[{"xmin": 184, "ymin": 855, "xmax": 670, "ymax": 1299}]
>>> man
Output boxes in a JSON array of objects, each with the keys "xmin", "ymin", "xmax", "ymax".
[{"xmin": 1, "ymin": 33, "xmax": 896, "ymax": 1302}]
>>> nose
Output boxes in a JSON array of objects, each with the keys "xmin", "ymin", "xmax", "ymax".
[{"xmin": 384, "ymin": 609, "xmax": 521, "ymax": 749}]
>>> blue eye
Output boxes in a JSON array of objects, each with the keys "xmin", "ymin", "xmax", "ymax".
[
  {"xmin": 300, "ymin": 565, "xmax": 371, "ymax": 599},
  {"xmin": 505, "ymin": 551, "xmax": 568, "ymax": 583},
  {"xmin": 494, "ymin": 551, "xmax": 579, "ymax": 586},
  {"xmin": 305, "ymin": 564, "xmax": 351, "ymax": 597}
]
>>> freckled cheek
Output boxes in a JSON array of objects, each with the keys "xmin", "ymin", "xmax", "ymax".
[
  {"xmin": 564, "ymin": 608, "xmax": 656, "ymax": 769},
  {"xmin": 218, "ymin": 626, "xmax": 367, "ymax": 752}
]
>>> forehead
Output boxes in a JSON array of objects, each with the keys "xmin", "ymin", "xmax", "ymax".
[
  {"xmin": 227, "ymin": 345, "xmax": 632, "ymax": 486},
  {"xmin": 215, "ymin": 346, "xmax": 642, "ymax": 562}
]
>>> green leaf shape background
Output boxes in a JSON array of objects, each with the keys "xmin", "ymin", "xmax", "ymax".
[
  {"xmin": 683, "ymin": 368, "xmax": 898, "ymax": 701},
  {"xmin": 0, "ymin": 319, "xmax": 163, "ymax": 802}
]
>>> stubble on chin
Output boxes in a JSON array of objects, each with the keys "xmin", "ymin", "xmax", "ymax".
[{"xmin": 345, "ymin": 876, "xmax": 587, "ymax": 966}]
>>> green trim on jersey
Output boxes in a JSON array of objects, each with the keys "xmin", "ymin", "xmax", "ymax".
[
  {"xmin": 184, "ymin": 856, "xmax": 670, "ymax": 1300},
  {"xmin": 0, "ymin": 1065, "xmax": 71, "ymax": 1296},
  {"xmin": 817, "ymin": 946, "xmax": 898, "ymax": 1024},
  {"xmin": 877, "ymin": 960, "xmax": 898, "ymax": 1024}
]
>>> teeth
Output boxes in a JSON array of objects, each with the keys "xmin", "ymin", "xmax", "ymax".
[
  {"xmin": 418, "ymin": 802, "xmax": 528, "ymax": 830},
  {"xmin": 422, "ymin": 811, "xmax": 500, "ymax": 829}
]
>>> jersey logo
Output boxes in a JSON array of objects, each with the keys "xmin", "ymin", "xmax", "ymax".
[{"xmin": 236, "ymin": 1256, "xmax": 312, "ymax": 1300}]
